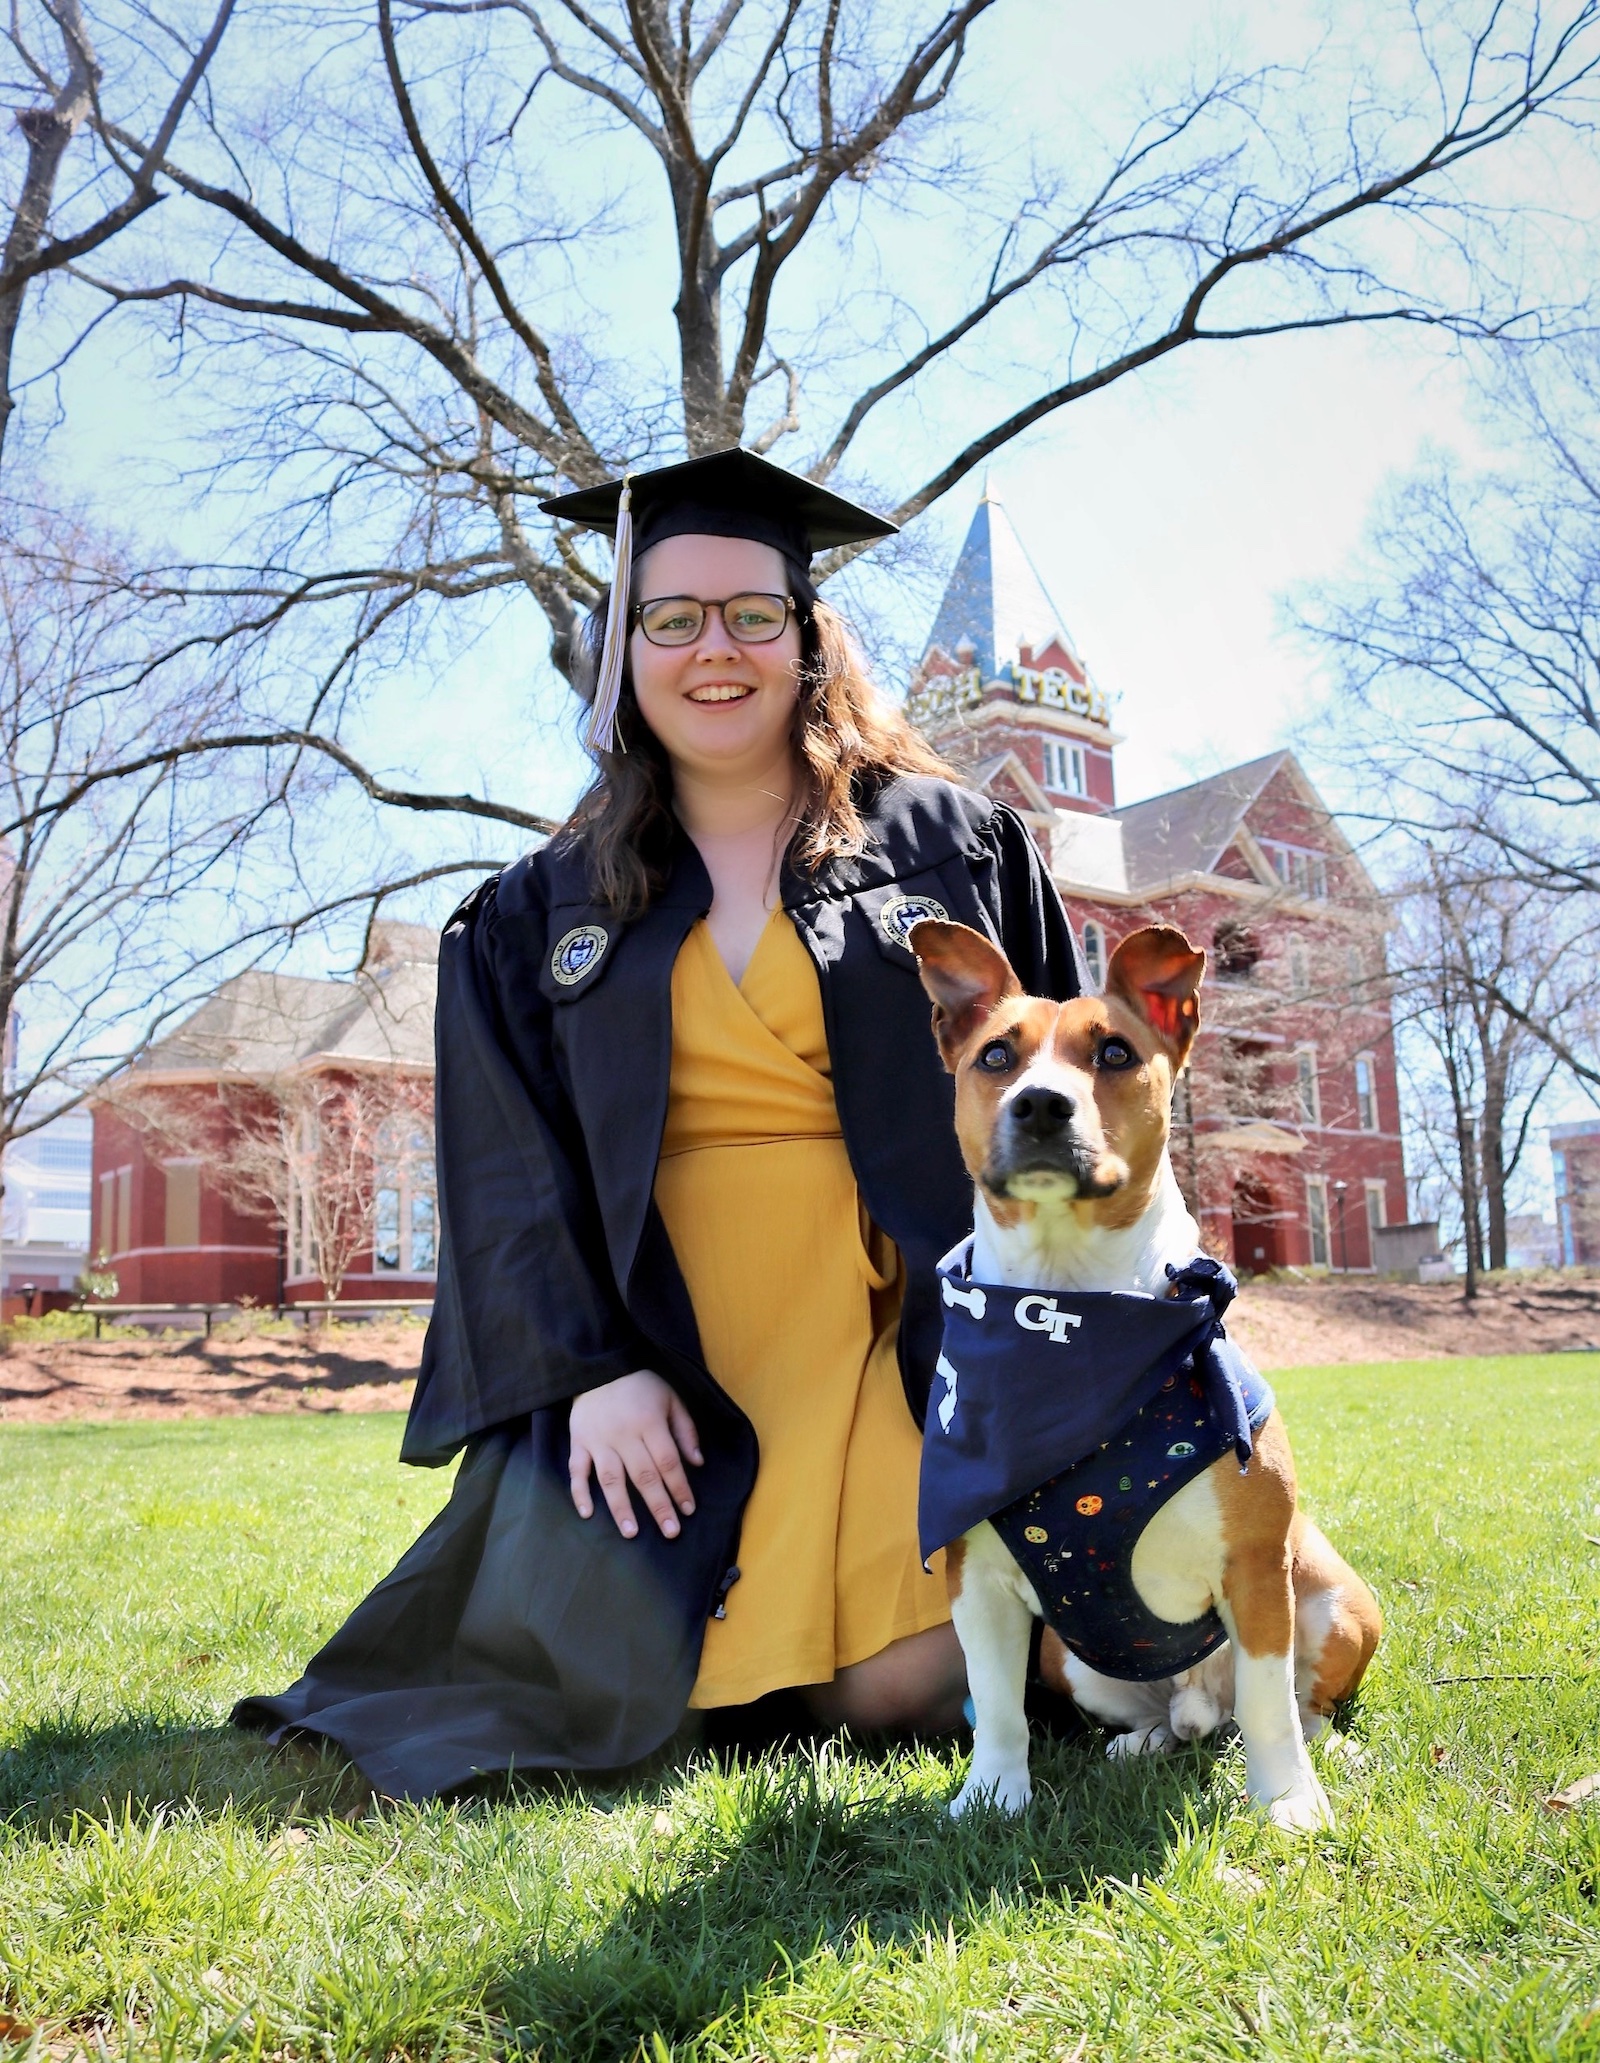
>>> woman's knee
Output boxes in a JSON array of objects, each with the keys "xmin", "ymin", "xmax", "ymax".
[{"xmin": 801, "ymin": 1624, "xmax": 967, "ymax": 1733}]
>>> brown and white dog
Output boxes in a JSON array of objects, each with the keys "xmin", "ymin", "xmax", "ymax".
[{"xmin": 910, "ymin": 917, "xmax": 1382, "ymax": 1831}]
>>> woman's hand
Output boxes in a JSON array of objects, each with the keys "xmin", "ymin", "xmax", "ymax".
[{"xmin": 568, "ymin": 1370, "xmax": 703, "ymax": 1539}]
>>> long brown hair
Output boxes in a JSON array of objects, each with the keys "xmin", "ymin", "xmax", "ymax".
[{"xmin": 557, "ymin": 564, "xmax": 952, "ymax": 918}]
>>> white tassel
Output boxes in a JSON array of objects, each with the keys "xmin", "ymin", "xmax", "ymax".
[{"xmin": 587, "ymin": 477, "xmax": 633, "ymax": 756}]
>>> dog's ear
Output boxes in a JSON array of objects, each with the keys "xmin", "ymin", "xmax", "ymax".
[
  {"xmin": 908, "ymin": 919, "xmax": 1022, "ymax": 1074},
  {"xmin": 1105, "ymin": 925, "xmax": 1205, "ymax": 1066}
]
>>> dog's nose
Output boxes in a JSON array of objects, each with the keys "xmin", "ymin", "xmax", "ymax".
[{"xmin": 1008, "ymin": 1087, "xmax": 1075, "ymax": 1138}]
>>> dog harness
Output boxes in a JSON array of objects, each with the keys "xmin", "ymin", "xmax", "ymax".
[{"xmin": 919, "ymin": 1246, "xmax": 1274, "ymax": 1681}]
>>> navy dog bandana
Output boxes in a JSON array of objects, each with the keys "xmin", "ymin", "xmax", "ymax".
[{"xmin": 920, "ymin": 1245, "xmax": 1274, "ymax": 1681}]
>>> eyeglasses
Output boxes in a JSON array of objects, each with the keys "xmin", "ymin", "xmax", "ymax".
[{"xmin": 632, "ymin": 592, "xmax": 795, "ymax": 647}]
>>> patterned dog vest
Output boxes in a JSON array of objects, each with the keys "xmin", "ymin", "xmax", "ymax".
[{"xmin": 919, "ymin": 1246, "xmax": 1274, "ymax": 1682}]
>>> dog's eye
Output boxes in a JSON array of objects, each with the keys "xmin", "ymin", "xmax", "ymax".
[
  {"xmin": 975, "ymin": 1040, "xmax": 1013, "ymax": 1073},
  {"xmin": 1097, "ymin": 1036, "xmax": 1137, "ymax": 1071}
]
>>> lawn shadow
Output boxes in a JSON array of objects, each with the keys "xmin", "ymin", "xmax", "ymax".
[
  {"xmin": 0, "ymin": 1711, "xmax": 372, "ymax": 1831},
  {"xmin": 491, "ymin": 1727, "xmax": 1234, "ymax": 2062}
]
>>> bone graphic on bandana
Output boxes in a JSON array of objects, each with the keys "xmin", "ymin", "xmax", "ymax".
[
  {"xmin": 941, "ymin": 1277, "xmax": 987, "ymax": 1320},
  {"xmin": 935, "ymin": 1353, "xmax": 960, "ymax": 1432},
  {"xmin": 1014, "ymin": 1294, "xmax": 1084, "ymax": 1345}
]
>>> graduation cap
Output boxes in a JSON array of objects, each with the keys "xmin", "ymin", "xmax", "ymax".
[{"xmin": 540, "ymin": 447, "xmax": 897, "ymax": 754}]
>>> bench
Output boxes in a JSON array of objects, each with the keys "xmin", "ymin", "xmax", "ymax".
[{"xmin": 76, "ymin": 1299, "xmax": 434, "ymax": 1338}]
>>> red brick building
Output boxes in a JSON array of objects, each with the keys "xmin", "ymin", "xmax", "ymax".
[
  {"xmin": 1552, "ymin": 1119, "xmax": 1600, "ymax": 1267},
  {"xmin": 908, "ymin": 489, "xmax": 1409, "ymax": 1272},
  {"xmin": 91, "ymin": 924, "xmax": 437, "ymax": 1305}
]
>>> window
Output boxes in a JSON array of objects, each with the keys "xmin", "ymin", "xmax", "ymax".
[
  {"xmin": 410, "ymin": 1192, "xmax": 437, "ymax": 1273},
  {"xmin": 35, "ymin": 1188, "xmax": 91, "ymax": 1211},
  {"xmin": 1287, "ymin": 940, "xmax": 1310, "ymax": 999},
  {"xmin": 1042, "ymin": 738, "xmax": 1087, "ymax": 797},
  {"xmin": 374, "ymin": 1186, "xmax": 401, "ymax": 1270},
  {"xmin": 115, "ymin": 1166, "xmax": 132, "ymax": 1253},
  {"xmin": 1346, "ymin": 944, "xmax": 1365, "ymax": 989},
  {"xmin": 1261, "ymin": 840, "xmax": 1330, "ymax": 900},
  {"xmin": 163, "ymin": 1161, "xmax": 200, "ymax": 1247},
  {"xmin": 1294, "ymin": 1046, "xmax": 1321, "ymax": 1126},
  {"xmin": 1365, "ymin": 1181, "xmax": 1387, "ymax": 1243},
  {"xmin": 1306, "ymin": 1177, "xmax": 1331, "ymax": 1267},
  {"xmin": 98, "ymin": 1171, "xmax": 115, "ymax": 1255},
  {"xmin": 38, "ymin": 1137, "xmax": 92, "ymax": 1171},
  {"xmin": 371, "ymin": 1119, "xmax": 438, "ymax": 1276},
  {"xmin": 1080, "ymin": 919, "xmax": 1106, "ymax": 990},
  {"xmin": 1354, "ymin": 1053, "xmax": 1379, "ymax": 1131}
]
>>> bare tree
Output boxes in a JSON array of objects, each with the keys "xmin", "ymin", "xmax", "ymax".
[
  {"xmin": 280, "ymin": 1071, "xmax": 433, "ymax": 1303},
  {"xmin": 0, "ymin": 0, "xmax": 236, "ymax": 462},
  {"xmin": 9, "ymin": 0, "xmax": 1584, "ymax": 772},
  {"xmin": 1302, "ymin": 335, "xmax": 1600, "ymax": 1094},
  {"xmin": 125, "ymin": 1068, "xmax": 433, "ymax": 1302},
  {"xmin": 0, "ymin": 502, "xmax": 288, "ymax": 1152},
  {"xmin": 1382, "ymin": 843, "xmax": 1584, "ymax": 1288}
]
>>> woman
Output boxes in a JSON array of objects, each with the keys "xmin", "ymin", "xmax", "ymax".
[{"xmin": 236, "ymin": 450, "xmax": 1084, "ymax": 1799}]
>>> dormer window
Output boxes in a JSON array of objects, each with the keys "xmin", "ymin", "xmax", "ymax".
[
  {"xmin": 1042, "ymin": 739, "xmax": 1087, "ymax": 797},
  {"xmin": 1260, "ymin": 840, "xmax": 1329, "ymax": 899}
]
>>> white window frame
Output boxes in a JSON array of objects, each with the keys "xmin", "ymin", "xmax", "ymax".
[
  {"xmin": 1354, "ymin": 1051, "xmax": 1379, "ymax": 1131},
  {"xmin": 1305, "ymin": 1176, "xmax": 1331, "ymax": 1268},
  {"xmin": 1287, "ymin": 940, "xmax": 1310, "ymax": 999},
  {"xmin": 1042, "ymin": 738, "xmax": 1087, "ymax": 798},
  {"xmin": 1294, "ymin": 1045, "xmax": 1321, "ymax": 1127},
  {"xmin": 1364, "ymin": 1180, "xmax": 1387, "ymax": 1242},
  {"xmin": 1080, "ymin": 919, "xmax": 1106, "ymax": 991}
]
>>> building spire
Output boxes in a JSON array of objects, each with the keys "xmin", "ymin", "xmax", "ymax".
[{"xmin": 921, "ymin": 486, "xmax": 1079, "ymax": 681}]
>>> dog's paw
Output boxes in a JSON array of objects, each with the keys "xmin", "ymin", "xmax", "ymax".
[
  {"xmin": 1105, "ymin": 1723, "xmax": 1176, "ymax": 1760},
  {"xmin": 1263, "ymin": 1774, "xmax": 1334, "ymax": 1833},
  {"xmin": 950, "ymin": 1765, "xmax": 1032, "ymax": 1817}
]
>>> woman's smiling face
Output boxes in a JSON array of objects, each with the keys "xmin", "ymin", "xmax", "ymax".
[{"xmin": 628, "ymin": 533, "xmax": 803, "ymax": 782}]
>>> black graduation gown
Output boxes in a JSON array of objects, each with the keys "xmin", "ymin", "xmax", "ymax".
[{"xmin": 234, "ymin": 775, "xmax": 1084, "ymax": 1797}]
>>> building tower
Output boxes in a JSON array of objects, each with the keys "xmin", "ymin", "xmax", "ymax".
[
  {"xmin": 907, "ymin": 483, "xmax": 1120, "ymax": 818},
  {"xmin": 904, "ymin": 482, "xmax": 1413, "ymax": 1278}
]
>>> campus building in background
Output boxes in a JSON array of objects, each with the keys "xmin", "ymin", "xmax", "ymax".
[
  {"xmin": 91, "ymin": 924, "xmax": 437, "ymax": 1305},
  {"xmin": 1552, "ymin": 1119, "xmax": 1600, "ymax": 1267},
  {"xmin": 1, "ymin": 1105, "xmax": 93, "ymax": 1299},
  {"xmin": 907, "ymin": 488, "xmax": 1410, "ymax": 1272}
]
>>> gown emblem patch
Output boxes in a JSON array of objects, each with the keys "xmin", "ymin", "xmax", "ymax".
[
  {"xmin": 551, "ymin": 924, "xmax": 610, "ymax": 986},
  {"xmin": 878, "ymin": 892, "xmax": 950, "ymax": 951}
]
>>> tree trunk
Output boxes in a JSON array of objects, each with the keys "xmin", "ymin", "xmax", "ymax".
[
  {"xmin": 670, "ymin": 156, "xmax": 731, "ymax": 453},
  {"xmin": 1480, "ymin": 1055, "xmax": 1510, "ymax": 1272},
  {"xmin": 1459, "ymin": 1114, "xmax": 1482, "ymax": 1297},
  {"xmin": 0, "ymin": 3, "xmax": 100, "ymax": 462}
]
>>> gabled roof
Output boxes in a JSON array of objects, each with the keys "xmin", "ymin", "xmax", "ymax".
[
  {"xmin": 923, "ymin": 485, "xmax": 1082, "ymax": 681},
  {"xmin": 1118, "ymin": 752, "xmax": 1289, "ymax": 892},
  {"xmin": 129, "ymin": 954, "xmax": 436, "ymax": 1083}
]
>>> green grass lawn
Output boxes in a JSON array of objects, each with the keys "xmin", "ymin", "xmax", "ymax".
[{"xmin": 2, "ymin": 1356, "xmax": 1598, "ymax": 2062}]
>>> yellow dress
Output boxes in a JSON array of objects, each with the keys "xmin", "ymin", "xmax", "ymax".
[{"xmin": 653, "ymin": 909, "xmax": 950, "ymax": 1708}]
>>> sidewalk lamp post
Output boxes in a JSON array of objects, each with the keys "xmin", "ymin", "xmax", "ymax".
[{"xmin": 1332, "ymin": 1180, "xmax": 1349, "ymax": 1272}]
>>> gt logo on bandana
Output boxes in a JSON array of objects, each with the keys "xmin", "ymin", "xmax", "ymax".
[
  {"xmin": 551, "ymin": 924, "xmax": 609, "ymax": 986},
  {"xmin": 1015, "ymin": 1294, "xmax": 1083, "ymax": 1344},
  {"xmin": 878, "ymin": 892, "xmax": 949, "ymax": 951}
]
